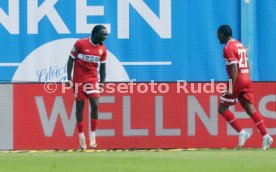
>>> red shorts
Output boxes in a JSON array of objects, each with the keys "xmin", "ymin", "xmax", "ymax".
[
  {"xmin": 73, "ymin": 82, "xmax": 99, "ymax": 101},
  {"xmin": 220, "ymin": 87, "xmax": 254, "ymax": 106}
]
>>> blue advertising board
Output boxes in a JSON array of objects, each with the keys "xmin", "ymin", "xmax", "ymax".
[{"xmin": 0, "ymin": 0, "xmax": 275, "ymax": 82}]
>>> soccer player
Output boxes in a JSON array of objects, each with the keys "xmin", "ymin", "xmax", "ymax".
[
  {"xmin": 217, "ymin": 25, "xmax": 273, "ymax": 150},
  {"xmin": 67, "ymin": 25, "xmax": 107, "ymax": 150}
]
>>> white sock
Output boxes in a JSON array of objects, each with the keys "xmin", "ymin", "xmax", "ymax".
[
  {"xmin": 79, "ymin": 132, "xmax": 85, "ymax": 139},
  {"xmin": 90, "ymin": 131, "xmax": 96, "ymax": 138}
]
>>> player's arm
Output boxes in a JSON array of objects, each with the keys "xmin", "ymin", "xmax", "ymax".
[
  {"xmin": 224, "ymin": 47, "xmax": 238, "ymax": 95},
  {"xmin": 99, "ymin": 63, "xmax": 106, "ymax": 84},
  {"xmin": 67, "ymin": 56, "xmax": 75, "ymax": 81},
  {"xmin": 67, "ymin": 41, "xmax": 79, "ymax": 85},
  {"xmin": 99, "ymin": 48, "xmax": 107, "ymax": 88},
  {"xmin": 229, "ymin": 63, "xmax": 238, "ymax": 94}
]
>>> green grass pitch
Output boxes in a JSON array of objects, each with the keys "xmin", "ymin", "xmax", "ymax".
[{"xmin": 1, "ymin": 149, "xmax": 275, "ymax": 172}]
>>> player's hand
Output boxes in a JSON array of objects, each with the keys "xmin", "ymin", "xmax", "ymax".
[
  {"xmin": 98, "ymin": 83, "xmax": 104, "ymax": 92},
  {"xmin": 66, "ymin": 80, "xmax": 73, "ymax": 88},
  {"xmin": 225, "ymin": 89, "xmax": 233, "ymax": 96}
]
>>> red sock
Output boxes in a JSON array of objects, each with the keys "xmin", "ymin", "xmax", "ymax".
[
  {"xmin": 251, "ymin": 112, "xmax": 268, "ymax": 136},
  {"xmin": 77, "ymin": 122, "xmax": 84, "ymax": 133},
  {"xmin": 91, "ymin": 119, "xmax": 98, "ymax": 132},
  {"xmin": 222, "ymin": 110, "xmax": 242, "ymax": 133}
]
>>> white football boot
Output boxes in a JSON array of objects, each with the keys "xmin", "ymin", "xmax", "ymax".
[
  {"xmin": 90, "ymin": 137, "xmax": 97, "ymax": 148},
  {"xmin": 79, "ymin": 133, "xmax": 87, "ymax": 151},
  {"xmin": 237, "ymin": 130, "xmax": 251, "ymax": 149},
  {"xmin": 262, "ymin": 134, "xmax": 273, "ymax": 151}
]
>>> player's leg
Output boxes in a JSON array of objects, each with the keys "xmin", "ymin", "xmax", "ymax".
[
  {"xmin": 219, "ymin": 94, "xmax": 250, "ymax": 148},
  {"xmin": 218, "ymin": 102, "xmax": 243, "ymax": 133},
  {"xmin": 89, "ymin": 97, "xmax": 99, "ymax": 148},
  {"xmin": 239, "ymin": 98, "xmax": 273, "ymax": 150},
  {"xmin": 239, "ymin": 99, "xmax": 267, "ymax": 135},
  {"xmin": 76, "ymin": 99, "xmax": 86, "ymax": 150}
]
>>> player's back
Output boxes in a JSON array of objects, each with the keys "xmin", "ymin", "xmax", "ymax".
[{"xmin": 223, "ymin": 39, "xmax": 252, "ymax": 91}]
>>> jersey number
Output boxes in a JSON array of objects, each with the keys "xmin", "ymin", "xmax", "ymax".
[{"xmin": 238, "ymin": 49, "xmax": 248, "ymax": 68}]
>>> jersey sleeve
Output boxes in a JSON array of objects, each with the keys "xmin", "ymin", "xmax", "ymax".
[
  {"xmin": 70, "ymin": 40, "xmax": 81, "ymax": 59},
  {"xmin": 223, "ymin": 46, "xmax": 238, "ymax": 65},
  {"xmin": 100, "ymin": 47, "xmax": 107, "ymax": 63}
]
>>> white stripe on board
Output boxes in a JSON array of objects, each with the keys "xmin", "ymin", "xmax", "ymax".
[
  {"xmin": 0, "ymin": 63, "xmax": 20, "ymax": 67},
  {"xmin": 0, "ymin": 84, "xmax": 13, "ymax": 150},
  {"xmin": 121, "ymin": 61, "xmax": 172, "ymax": 66}
]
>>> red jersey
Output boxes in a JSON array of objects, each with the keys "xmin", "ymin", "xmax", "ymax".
[
  {"xmin": 223, "ymin": 39, "xmax": 252, "ymax": 92},
  {"xmin": 70, "ymin": 37, "xmax": 107, "ymax": 84}
]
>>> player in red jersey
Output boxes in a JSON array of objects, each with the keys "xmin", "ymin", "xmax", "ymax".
[
  {"xmin": 67, "ymin": 25, "xmax": 107, "ymax": 150},
  {"xmin": 217, "ymin": 25, "xmax": 273, "ymax": 150}
]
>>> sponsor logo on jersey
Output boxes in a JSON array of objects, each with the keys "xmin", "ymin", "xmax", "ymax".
[{"xmin": 78, "ymin": 53, "xmax": 100, "ymax": 63}]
